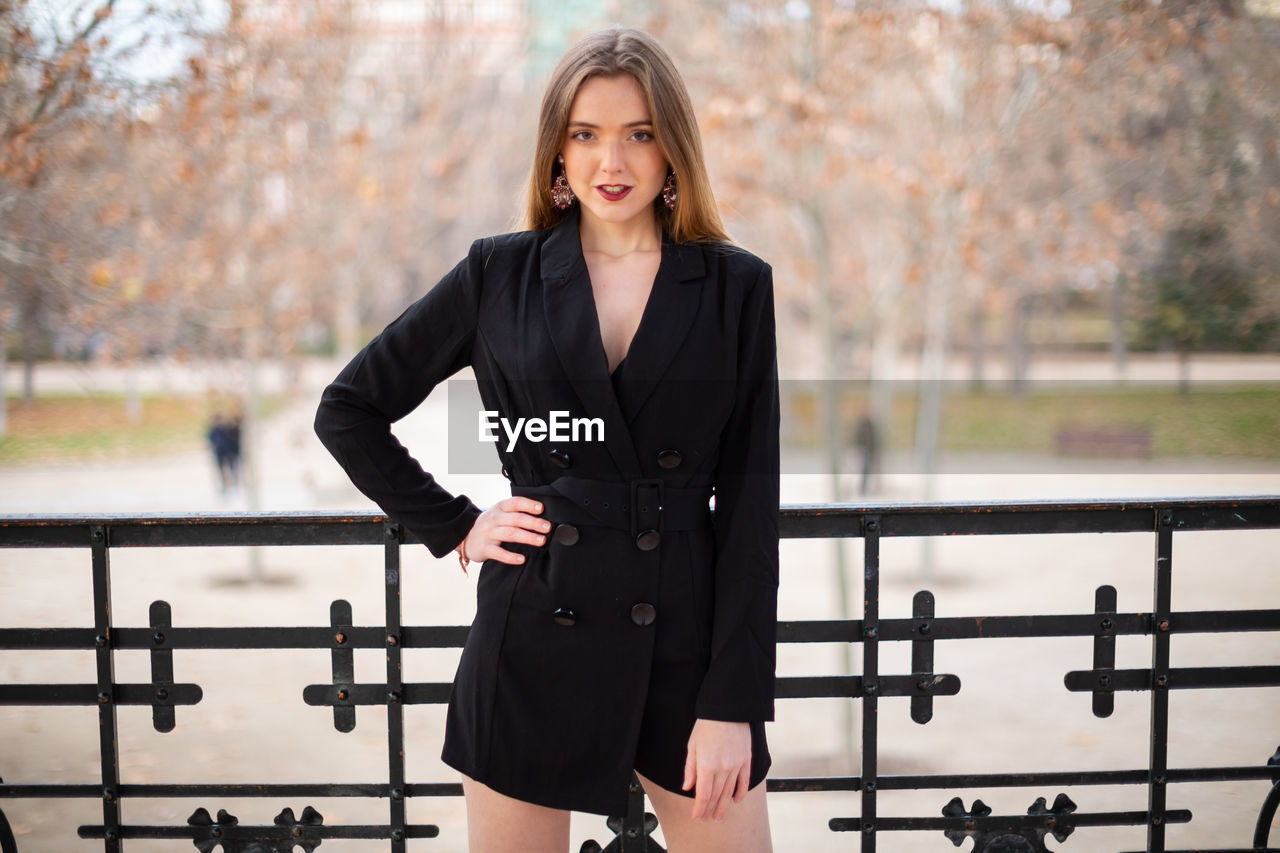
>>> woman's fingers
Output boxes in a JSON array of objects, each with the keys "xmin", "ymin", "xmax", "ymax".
[
  {"xmin": 684, "ymin": 718, "xmax": 753, "ymax": 821},
  {"xmin": 733, "ymin": 762, "xmax": 751, "ymax": 803},
  {"xmin": 483, "ymin": 544, "xmax": 526, "ymax": 565},
  {"xmin": 498, "ymin": 496, "xmax": 545, "ymax": 521},
  {"xmin": 705, "ymin": 769, "xmax": 731, "ymax": 821},
  {"xmin": 494, "ymin": 498, "xmax": 551, "ymax": 537},
  {"xmin": 693, "ymin": 765, "xmax": 740, "ymax": 821},
  {"xmin": 495, "ymin": 523, "xmax": 547, "ymax": 547},
  {"xmin": 464, "ymin": 498, "xmax": 551, "ymax": 564},
  {"xmin": 691, "ymin": 768, "xmax": 714, "ymax": 819}
]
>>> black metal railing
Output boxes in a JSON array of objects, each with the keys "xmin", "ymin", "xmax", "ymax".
[{"xmin": 1, "ymin": 497, "xmax": 1278, "ymax": 852}]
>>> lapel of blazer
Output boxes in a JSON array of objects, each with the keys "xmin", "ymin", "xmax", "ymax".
[
  {"xmin": 617, "ymin": 235, "xmax": 706, "ymax": 425},
  {"xmin": 540, "ymin": 208, "xmax": 706, "ymax": 479},
  {"xmin": 541, "ymin": 208, "xmax": 642, "ymax": 479}
]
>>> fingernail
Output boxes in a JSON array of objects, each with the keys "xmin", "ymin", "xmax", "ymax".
[{"xmin": 537, "ymin": 535, "xmax": 546, "ymax": 544}]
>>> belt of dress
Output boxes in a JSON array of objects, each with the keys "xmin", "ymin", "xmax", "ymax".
[{"xmin": 511, "ymin": 476, "xmax": 713, "ymax": 550}]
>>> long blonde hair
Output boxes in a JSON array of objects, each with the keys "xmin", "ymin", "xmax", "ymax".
[{"xmin": 522, "ymin": 27, "xmax": 729, "ymax": 244}]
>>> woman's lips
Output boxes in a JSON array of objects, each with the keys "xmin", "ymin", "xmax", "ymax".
[{"xmin": 595, "ymin": 184, "xmax": 633, "ymax": 201}]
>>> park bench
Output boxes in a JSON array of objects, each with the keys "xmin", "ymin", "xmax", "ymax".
[{"xmin": 1053, "ymin": 422, "xmax": 1153, "ymax": 457}]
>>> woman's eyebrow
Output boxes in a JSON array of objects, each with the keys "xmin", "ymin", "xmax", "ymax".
[{"xmin": 566, "ymin": 120, "xmax": 654, "ymax": 129}]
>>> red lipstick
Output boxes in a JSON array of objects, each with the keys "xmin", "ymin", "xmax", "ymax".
[{"xmin": 596, "ymin": 185, "xmax": 633, "ymax": 202}]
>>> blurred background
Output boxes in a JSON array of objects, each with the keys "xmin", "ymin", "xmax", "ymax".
[
  {"xmin": 2, "ymin": 1, "xmax": 1279, "ymax": 850},
  {"xmin": 1, "ymin": 0, "xmax": 1278, "ymax": 490}
]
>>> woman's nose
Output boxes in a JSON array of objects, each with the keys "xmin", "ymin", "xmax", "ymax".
[{"xmin": 599, "ymin": 140, "xmax": 624, "ymax": 173}]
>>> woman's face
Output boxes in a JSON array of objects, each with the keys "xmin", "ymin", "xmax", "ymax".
[{"xmin": 561, "ymin": 74, "xmax": 667, "ymax": 234}]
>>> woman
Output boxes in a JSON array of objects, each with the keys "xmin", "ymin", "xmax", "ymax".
[{"xmin": 314, "ymin": 27, "xmax": 778, "ymax": 853}]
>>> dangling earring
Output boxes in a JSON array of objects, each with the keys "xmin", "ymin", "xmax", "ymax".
[
  {"xmin": 552, "ymin": 155, "xmax": 575, "ymax": 210},
  {"xmin": 662, "ymin": 171, "xmax": 678, "ymax": 211}
]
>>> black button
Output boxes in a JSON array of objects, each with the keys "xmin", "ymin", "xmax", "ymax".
[
  {"xmin": 657, "ymin": 449, "xmax": 682, "ymax": 469},
  {"xmin": 630, "ymin": 603, "xmax": 656, "ymax": 626},
  {"xmin": 552, "ymin": 607, "xmax": 577, "ymax": 627},
  {"xmin": 552, "ymin": 523, "xmax": 580, "ymax": 546},
  {"xmin": 549, "ymin": 448, "xmax": 572, "ymax": 469},
  {"xmin": 635, "ymin": 529, "xmax": 661, "ymax": 551}
]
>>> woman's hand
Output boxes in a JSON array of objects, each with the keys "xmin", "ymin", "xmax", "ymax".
[
  {"xmin": 682, "ymin": 718, "xmax": 752, "ymax": 821},
  {"xmin": 460, "ymin": 496, "xmax": 550, "ymax": 565}
]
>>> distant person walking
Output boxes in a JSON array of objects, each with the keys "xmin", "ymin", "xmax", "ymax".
[
  {"xmin": 853, "ymin": 411, "xmax": 880, "ymax": 495},
  {"xmin": 207, "ymin": 413, "xmax": 242, "ymax": 494}
]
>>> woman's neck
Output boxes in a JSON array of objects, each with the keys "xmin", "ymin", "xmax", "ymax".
[{"xmin": 578, "ymin": 211, "xmax": 661, "ymax": 258}]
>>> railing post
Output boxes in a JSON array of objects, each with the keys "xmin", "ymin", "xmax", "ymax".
[
  {"xmin": 90, "ymin": 524, "xmax": 122, "ymax": 852},
  {"xmin": 384, "ymin": 522, "xmax": 407, "ymax": 850},
  {"xmin": 861, "ymin": 515, "xmax": 881, "ymax": 851},
  {"xmin": 1147, "ymin": 509, "xmax": 1175, "ymax": 853}
]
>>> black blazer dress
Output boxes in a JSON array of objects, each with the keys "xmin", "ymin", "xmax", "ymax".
[{"xmin": 313, "ymin": 206, "xmax": 780, "ymax": 816}]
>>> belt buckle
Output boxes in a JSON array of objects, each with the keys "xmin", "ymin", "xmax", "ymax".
[{"xmin": 629, "ymin": 478, "xmax": 664, "ymax": 542}]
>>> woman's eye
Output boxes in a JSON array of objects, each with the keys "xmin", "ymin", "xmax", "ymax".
[
  {"xmin": 631, "ymin": 131, "xmax": 654, "ymax": 142},
  {"xmin": 571, "ymin": 130, "xmax": 593, "ymax": 141}
]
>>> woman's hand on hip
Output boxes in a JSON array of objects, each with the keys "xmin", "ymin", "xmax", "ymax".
[
  {"xmin": 682, "ymin": 718, "xmax": 752, "ymax": 821},
  {"xmin": 461, "ymin": 497, "xmax": 550, "ymax": 565}
]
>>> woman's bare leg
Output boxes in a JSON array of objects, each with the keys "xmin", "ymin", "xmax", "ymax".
[
  {"xmin": 634, "ymin": 770, "xmax": 773, "ymax": 853},
  {"xmin": 461, "ymin": 774, "xmax": 571, "ymax": 853}
]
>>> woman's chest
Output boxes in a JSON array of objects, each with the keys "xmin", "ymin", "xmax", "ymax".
[
  {"xmin": 475, "ymin": 271, "xmax": 735, "ymax": 389},
  {"xmin": 468, "ymin": 244, "xmax": 747, "ymax": 479},
  {"xmin": 583, "ymin": 250, "xmax": 662, "ymax": 375}
]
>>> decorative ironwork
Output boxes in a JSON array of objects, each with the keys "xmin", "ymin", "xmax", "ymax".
[
  {"xmin": 187, "ymin": 806, "xmax": 325, "ymax": 853},
  {"xmin": 0, "ymin": 498, "xmax": 1277, "ymax": 851},
  {"xmin": 1253, "ymin": 747, "xmax": 1280, "ymax": 850},
  {"xmin": 579, "ymin": 813, "xmax": 662, "ymax": 853},
  {"xmin": 940, "ymin": 794, "xmax": 1076, "ymax": 851},
  {"xmin": 580, "ymin": 777, "xmax": 664, "ymax": 852}
]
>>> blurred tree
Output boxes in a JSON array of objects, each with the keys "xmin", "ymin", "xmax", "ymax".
[
  {"xmin": 633, "ymin": 0, "xmax": 1279, "ymax": 388},
  {"xmin": 0, "ymin": 0, "xmax": 182, "ymax": 432},
  {"xmin": 1138, "ymin": 220, "xmax": 1276, "ymax": 390},
  {"xmin": 104, "ymin": 0, "xmax": 531, "ymax": 363},
  {"xmin": 2, "ymin": 0, "xmax": 111, "ymax": 429},
  {"xmin": 3, "ymin": 0, "xmax": 533, "ymax": 440},
  {"xmin": 1057, "ymin": 0, "xmax": 1280, "ymax": 370}
]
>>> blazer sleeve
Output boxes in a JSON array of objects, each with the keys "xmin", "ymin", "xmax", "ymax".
[
  {"xmin": 695, "ymin": 259, "xmax": 780, "ymax": 723},
  {"xmin": 313, "ymin": 239, "xmax": 486, "ymax": 559}
]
